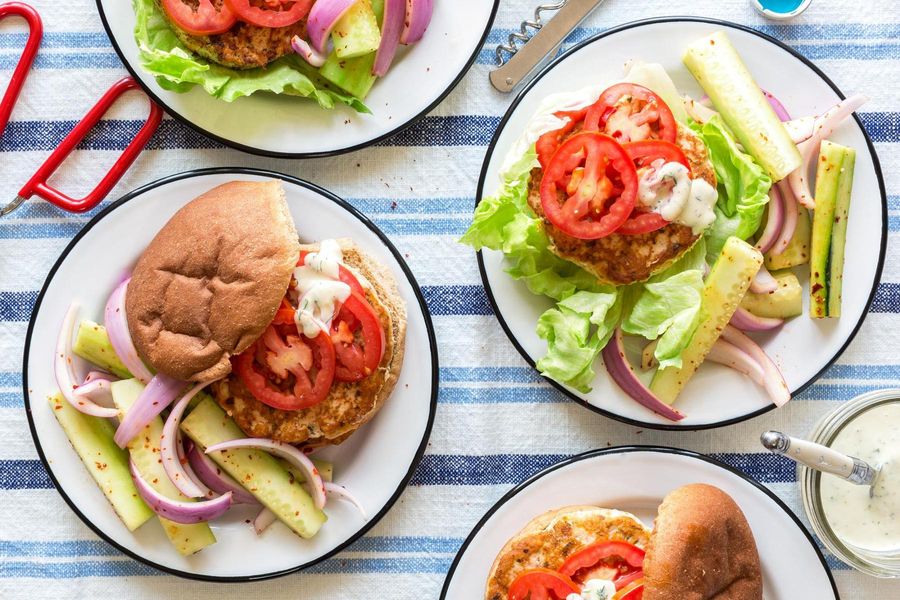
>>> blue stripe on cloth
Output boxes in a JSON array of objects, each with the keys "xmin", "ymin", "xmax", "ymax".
[
  {"xmin": 0, "ymin": 557, "xmax": 452, "ymax": 578},
  {"xmin": 3, "ymin": 283, "xmax": 900, "ymax": 322},
  {"xmin": 0, "ymin": 113, "xmax": 895, "ymax": 154},
  {"xmin": 0, "ymin": 52, "xmax": 122, "ymax": 70},
  {"xmin": 0, "ymin": 32, "xmax": 111, "ymax": 49},
  {"xmin": 0, "ymin": 453, "xmax": 798, "ymax": 490},
  {"xmin": 0, "ymin": 383, "xmax": 893, "ymax": 410},
  {"xmin": 0, "ymin": 372, "xmax": 20, "ymax": 387},
  {"xmin": 409, "ymin": 453, "xmax": 798, "ymax": 485},
  {"xmin": 0, "ymin": 536, "xmax": 463, "ymax": 557}
]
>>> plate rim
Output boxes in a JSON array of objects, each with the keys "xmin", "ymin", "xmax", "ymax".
[
  {"xmin": 20, "ymin": 166, "xmax": 440, "ymax": 582},
  {"xmin": 93, "ymin": 1, "xmax": 500, "ymax": 159},
  {"xmin": 474, "ymin": 16, "xmax": 889, "ymax": 431},
  {"xmin": 439, "ymin": 444, "xmax": 840, "ymax": 600}
]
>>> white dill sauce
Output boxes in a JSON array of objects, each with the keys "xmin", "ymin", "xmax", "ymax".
[{"xmin": 819, "ymin": 402, "xmax": 900, "ymax": 552}]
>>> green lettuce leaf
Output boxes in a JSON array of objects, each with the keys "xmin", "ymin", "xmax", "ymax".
[
  {"xmin": 692, "ymin": 115, "xmax": 771, "ymax": 259},
  {"xmin": 133, "ymin": 0, "xmax": 368, "ymax": 110},
  {"xmin": 461, "ymin": 147, "xmax": 621, "ymax": 390},
  {"xmin": 621, "ymin": 239, "xmax": 707, "ymax": 370}
]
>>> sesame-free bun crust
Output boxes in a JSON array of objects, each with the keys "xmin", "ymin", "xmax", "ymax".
[
  {"xmin": 643, "ymin": 484, "xmax": 763, "ymax": 600},
  {"xmin": 485, "ymin": 506, "xmax": 651, "ymax": 600},
  {"xmin": 126, "ymin": 181, "xmax": 300, "ymax": 382},
  {"xmin": 214, "ymin": 238, "xmax": 407, "ymax": 447}
]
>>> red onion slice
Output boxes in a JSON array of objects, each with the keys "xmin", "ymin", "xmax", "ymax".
[
  {"xmin": 307, "ymin": 0, "xmax": 356, "ymax": 53},
  {"xmin": 56, "ymin": 304, "xmax": 119, "ymax": 419},
  {"xmin": 160, "ymin": 383, "xmax": 214, "ymax": 499},
  {"xmin": 205, "ymin": 438, "xmax": 327, "ymax": 509},
  {"xmin": 73, "ymin": 378, "xmax": 115, "ymax": 408},
  {"xmin": 373, "ymin": 0, "xmax": 405, "ymax": 76},
  {"xmin": 186, "ymin": 442, "xmax": 259, "ymax": 505},
  {"xmin": 721, "ymin": 325, "xmax": 791, "ymax": 407},
  {"xmin": 104, "ymin": 279, "xmax": 152, "ymax": 384},
  {"xmin": 601, "ymin": 328, "xmax": 685, "ymax": 422},
  {"xmin": 129, "ymin": 460, "xmax": 232, "ymax": 524},
  {"xmin": 787, "ymin": 94, "xmax": 868, "ymax": 208},
  {"xmin": 400, "ymin": 0, "xmax": 433, "ymax": 44},
  {"xmin": 749, "ymin": 263, "xmax": 779, "ymax": 294},
  {"xmin": 755, "ymin": 184, "xmax": 784, "ymax": 255},
  {"xmin": 729, "ymin": 306, "xmax": 784, "ymax": 332},
  {"xmin": 324, "ymin": 482, "xmax": 368, "ymax": 519},
  {"xmin": 770, "ymin": 180, "xmax": 798, "ymax": 256},
  {"xmin": 253, "ymin": 508, "xmax": 277, "ymax": 535},
  {"xmin": 84, "ymin": 370, "xmax": 117, "ymax": 384},
  {"xmin": 114, "ymin": 374, "xmax": 185, "ymax": 448},
  {"xmin": 707, "ymin": 339, "xmax": 765, "ymax": 386},
  {"xmin": 291, "ymin": 35, "xmax": 327, "ymax": 67},
  {"xmin": 784, "ymin": 116, "xmax": 815, "ymax": 144},
  {"xmin": 762, "ymin": 89, "xmax": 791, "ymax": 122}
]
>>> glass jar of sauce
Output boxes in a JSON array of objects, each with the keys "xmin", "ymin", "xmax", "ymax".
[{"xmin": 801, "ymin": 389, "xmax": 900, "ymax": 577}]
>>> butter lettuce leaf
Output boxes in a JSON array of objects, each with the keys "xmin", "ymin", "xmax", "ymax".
[
  {"xmin": 132, "ymin": 0, "xmax": 367, "ymax": 110},
  {"xmin": 692, "ymin": 115, "xmax": 771, "ymax": 259}
]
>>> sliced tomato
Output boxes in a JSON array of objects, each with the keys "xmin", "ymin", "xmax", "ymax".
[
  {"xmin": 540, "ymin": 132, "xmax": 638, "ymax": 240},
  {"xmin": 161, "ymin": 0, "xmax": 237, "ymax": 36},
  {"xmin": 508, "ymin": 568, "xmax": 579, "ymax": 600},
  {"xmin": 234, "ymin": 325, "xmax": 335, "ymax": 410},
  {"xmin": 331, "ymin": 293, "xmax": 385, "ymax": 382},
  {"xmin": 559, "ymin": 541, "xmax": 645, "ymax": 587},
  {"xmin": 297, "ymin": 250, "xmax": 366, "ymax": 297},
  {"xmin": 272, "ymin": 297, "xmax": 296, "ymax": 325},
  {"xmin": 623, "ymin": 140, "xmax": 690, "ymax": 174},
  {"xmin": 616, "ymin": 140, "xmax": 693, "ymax": 235},
  {"xmin": 584, "ymin": 83, "xmax": 677, "ymax": 144},
  {"xmin": 225, "ymin": 0, "xmax": 312, "ymax": 28},
  {"xmin": 536, "ymin": 108, "xmax": 588, "ymax": 170}
]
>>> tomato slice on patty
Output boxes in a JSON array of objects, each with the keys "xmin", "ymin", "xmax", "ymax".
[
  {"xmin": 331, "ymin": 293, "xmax": 385, "ymax": 382},
  {"xmin": 616, "ymin": 140, "xmax": 692, "ymax": 235},
  {"xmin": 540, "ymin": 132, "xmax": 638, "ymax": 240},
  {"xmin": 297, "ymin": 250, "xmax": 366, "ymax": 297},
  {"xmin": 584, "ymin": 83, "xmax": 677, "ymax": 144},
  {"xmin": 559, "ymin": 541, "xmax": 645, "ymax": 590},
  {"xmin": 225, "ymin": 0, "xmax": 312, "ymax": 28},
  {"xmin": 234, "ymin": 324, "xmax": 335, "ymax": 410},
  {"xmin": 535, "ymin": 108, "xmax": 588, "ymax": 170},
  {"xmin": 161, "ymin": 0, "xmax": 237, "ymax": 36},
  {"xmin": 508, "ymin": 568, "xmax": 580, "ymax": 600}
]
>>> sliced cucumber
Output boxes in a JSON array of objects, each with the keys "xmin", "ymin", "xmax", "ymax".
[
  {"xmin": 765, "ymin": 204, "xmax": 811, "ymax": 270},
  {"xmin": 281, "ymin": 458, "xmax": 334, "ymax": 484},
  {"xmin": 320, "ymin": 51, "xmax": 378, "ymax": 99},
  {"xmin": 683, "ymin": 32, "xmax": 801, "ymax": 181},
  {"xmin": 111, "ymin": 379, "xmax": 216, "ymax": 556},
  {"xmin": 828, "ymin": 146, "xmax": 856, "ymax": 318},
  {"xmin": 49, "ymin": 392, "xmax": 154, "ymax": 531},
  {"xmin": 740, "ymin": 270, "xmax": 802, "ymax": 319},
  {"xmin": 333, "ymin": 0, "xmax": 381, "ymax": 59},
  {"xmin": 72, "ymin": 320, "xmax": 132, "ymax": 379},
  {"xmin": 181, "ymin": 398, "xmax": 327, "ymax": 539},
  {"xmin": 810, "ymin": 140, "xmax": 846, "ymax": 319},
  {"xmin": 650, "ymin": 237, "xmax": 763, "ymax": 404}
]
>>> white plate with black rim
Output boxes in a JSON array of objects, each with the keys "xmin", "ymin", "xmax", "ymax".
[
  {"xmin": 22, "ymin": 168, "xmax": 437, "ymax": 581},
  {"xmin": 441, "ymin": 446, "xmax": 839, "ymax": 599},
  {"xmin": 476, "ymin": 17, "xmax": 887, "ymax": 430},
  {"xmin": 96, "ymin": 1, "xmax": 498, "ymax": 157}
]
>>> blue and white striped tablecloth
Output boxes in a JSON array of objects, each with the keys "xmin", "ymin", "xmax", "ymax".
[{"xmin": 2, "ymin": 0, "xmax": 900, "ymax": 597}]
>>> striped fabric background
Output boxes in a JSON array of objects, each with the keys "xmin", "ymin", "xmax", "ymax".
[{"xmin": 1, "ymin": 0, "xmax": 899, "ymax": 597}]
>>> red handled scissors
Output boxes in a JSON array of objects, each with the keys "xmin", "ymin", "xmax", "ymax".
[{"xmin": 0, "ymin": 3, "xmax": 164, "ymax": 217}]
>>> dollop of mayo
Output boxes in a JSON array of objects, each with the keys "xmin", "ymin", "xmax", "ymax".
[
  {"xmin": 293, "ymin": 239, "xmax": 351, "ymax": 338},
  {"xmin": 820, "ymin": 402, "xmax": 900, "ymax": 552},
  {"xmin": 637, "ymin": 162, "xmax": 718, "ymax": 234},
  {"xmin": 566, "ymin": 579, "xmax": 617, "ymax": 600}
]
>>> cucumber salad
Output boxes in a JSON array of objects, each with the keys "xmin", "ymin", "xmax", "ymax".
[
  {"xmin": 49, "ymin": 302, "xmax": 362, "ymax": 556},
  {"xmin": 133, "ymin": 0, "xmax": 433, "ymax": 109},
  {"xmin": 463, "ymin": 31, "xmax": 867, "ymax": 421}
]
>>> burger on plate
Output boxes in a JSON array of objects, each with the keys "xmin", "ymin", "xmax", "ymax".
[{"xmin": 486, "ymin": 483, "xmax": 763, "ymax": 600}]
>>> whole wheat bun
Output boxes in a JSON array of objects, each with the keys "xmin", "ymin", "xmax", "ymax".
[
  {"xmin": 125, "ymin": 181, "xmax": 300, "ymax": 382},
  {"xmin": 485, "ymin": 506, "xmax": 651, "ymax": 600},
  {"xmin": 643, "ymin": 484, "xmax": 763, "ymax": 600}
]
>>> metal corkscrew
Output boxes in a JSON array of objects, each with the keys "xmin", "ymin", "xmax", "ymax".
[{"xmin": 489, "ymin": 0, "xmax": 606, "ymax": 93}]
